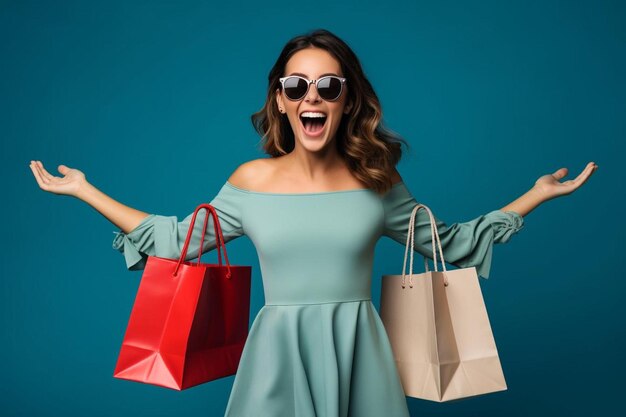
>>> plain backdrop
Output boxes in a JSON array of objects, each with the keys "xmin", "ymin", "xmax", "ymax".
[{"xmin": 2, "ymin": 0, "xmax": 624, "ymax": 416}]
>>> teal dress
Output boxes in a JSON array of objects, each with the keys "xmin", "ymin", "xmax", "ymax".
[{"xmin": 113, "ymin": 180, "xmax": 524, "ymax": 417}]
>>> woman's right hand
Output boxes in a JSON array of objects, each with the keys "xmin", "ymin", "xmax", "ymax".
[{"xmin": 29, "ymin": 160, "xmax": 87, "ymax": 197}]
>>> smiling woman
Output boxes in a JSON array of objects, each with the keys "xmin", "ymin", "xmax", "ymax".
[
  {"xmin": 251, "ymin": 29, "xmax": 410, "ymax": 195},
  {"xmin": 28, "ymin": 24, "xmax": 598, "ymax": 417}
]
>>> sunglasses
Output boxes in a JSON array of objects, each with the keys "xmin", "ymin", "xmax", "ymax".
[{"xmin": 279, "ymin": 75, "xmax": 347, "ymax": 102}]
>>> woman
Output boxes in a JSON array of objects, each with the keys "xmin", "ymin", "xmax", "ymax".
[{"xmin": 30, "ymin": 29, "xmax": 597, "ymax": 417}]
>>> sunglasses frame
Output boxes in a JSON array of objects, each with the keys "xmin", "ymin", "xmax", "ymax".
[{"xmin": 279, "ymin": 75, "xmax": 347, "ymax": 102}]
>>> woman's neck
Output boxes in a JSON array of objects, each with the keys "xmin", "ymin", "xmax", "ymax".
[{"xmin": 284, "ymin": 145, "xmax": 346, "ymax": 183}]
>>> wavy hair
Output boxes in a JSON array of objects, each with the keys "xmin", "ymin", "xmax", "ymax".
[{"xmin": 251, "ymin": 29, "xmax": 410, "ymax": 195}]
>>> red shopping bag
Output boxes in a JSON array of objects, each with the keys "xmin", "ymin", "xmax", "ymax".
[{"xmin": 113, "ymin": 203, "xmax": 252, "ymax": 390}]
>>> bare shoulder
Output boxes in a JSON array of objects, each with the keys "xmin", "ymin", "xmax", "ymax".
[
  {"xmin": 389, "ymin": 166, "xmax": 403, "ymax": 184},
  {"xmin": 227, "ymin": 158, "xmax": 274, "ymax": 190}
]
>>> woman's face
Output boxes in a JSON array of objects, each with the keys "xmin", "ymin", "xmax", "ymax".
[{"xmin": 276, "ymin": 47, "xmax": 352, "ymax": 153}]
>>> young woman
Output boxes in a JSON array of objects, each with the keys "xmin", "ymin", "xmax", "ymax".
[{"xmin": 30, "ymin": 29, "xmax": 597, "ymax": 417}]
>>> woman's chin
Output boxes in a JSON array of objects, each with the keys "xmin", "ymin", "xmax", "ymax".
[
  {"xmin": 298, "ymin": 138, "xmax": 326, "ymax": 151},
  {"xmin": 294, "ymin": 123, "xmax": 340, "ymax": 153}
]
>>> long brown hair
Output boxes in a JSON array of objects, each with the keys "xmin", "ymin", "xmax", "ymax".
[{"xmin": 251, "ymin": 29, "xmax": 410, "ymax": 195}]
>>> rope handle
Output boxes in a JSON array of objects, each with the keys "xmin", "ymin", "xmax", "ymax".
[
  {"xmin": 173, "ymin": 204, "xmax": 232, "ymax": 279},
  {"xmin": 400, "ymin": 204, "xmax": 449, "ymax": 288}
]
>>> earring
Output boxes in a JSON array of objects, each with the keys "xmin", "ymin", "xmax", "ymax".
[{"xmin": 279, "ymin": 107, "xmax": 284, "ymax": 113}]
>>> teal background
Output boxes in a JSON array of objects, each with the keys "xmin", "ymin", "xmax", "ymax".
[{"xmin": 3, "ymin": 0, "xmax": 623, "ymax": 416}]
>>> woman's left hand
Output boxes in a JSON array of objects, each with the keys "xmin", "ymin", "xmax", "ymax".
[{"xmin": 533, "ymin": 161, "xmax": 598, "ymax": 202}]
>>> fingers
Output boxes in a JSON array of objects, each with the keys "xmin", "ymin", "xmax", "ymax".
[
  {"xmin": 36, "ymin": 161, "xmax": 54, "ymax": 181},
  {"xmin": 552, "ymin": 167, "xmax": 568, "ymax": 179},
  {"xmin": 35, "ymin": 161, "xmax": 53, "ymax": 182},
  {"xmin": 584, "ymin": 161, "xmax": 598, "ymax": 172},
  {"xmin": 577, "ymin": 162, "xmax": 596, "ymax": 181},
  {"xmin": 569, "ymin": 162, "xmax": 598, "ymax": 189},
  {"xmin": 58, "ymin": 164, "xmax": 70, "ymax": 176},
  {"xmin": 30, "ymin": 160, "xmax": 67, "ymax": 192},
  {"xmin": 31, "ymin": 161, "xmax": 47, "ymax": 181},
  {"xmin": 29, "ymin": 161, "xmax": 50, "ymax": 191}
]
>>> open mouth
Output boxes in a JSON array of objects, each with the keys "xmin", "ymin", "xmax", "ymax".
[{"xmin": 299, "ymin": 112, "xmax": 327, "ymax": 136}]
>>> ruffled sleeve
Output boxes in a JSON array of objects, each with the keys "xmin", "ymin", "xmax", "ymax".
[
  {"xmin": 112, "ymin": 182, "xmax": 246, "ymax": 270},
  {"xmin": 381, "ymin": 182, "xmax": 524, "ymax": 279}
]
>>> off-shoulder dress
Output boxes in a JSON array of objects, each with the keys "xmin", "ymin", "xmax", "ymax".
[{"xmin": 113, "ymin": 180, "xmax": 524, "ymax": 417}]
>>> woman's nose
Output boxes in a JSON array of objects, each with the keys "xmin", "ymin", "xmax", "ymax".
[{"xmin": 305, "ymin": 83, "xmax": 321, "ymax": 103}]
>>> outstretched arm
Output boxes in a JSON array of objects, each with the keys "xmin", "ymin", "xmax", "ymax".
[
  {"xmin": 382, "ymin": 179, "xmax": 525, "ymax": 279},
  {"xmin": 499, "ymin": 161, "xmax": 599, "ymax": 216},
  {"xmin": 29, "ymin": 160, "xmax": 149, "ymax": 233}
]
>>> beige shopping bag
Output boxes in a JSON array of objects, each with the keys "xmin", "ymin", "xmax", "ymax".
[{"xmin": 380, "ymin": 204, "xmax": 507, "ymax": 402}]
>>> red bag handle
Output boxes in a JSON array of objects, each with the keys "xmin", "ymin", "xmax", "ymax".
[
  {"xmin": 173, "ymin": 204, "xmax": 232, "ymax": 279},
  {"xmin": 198, "ymin": 204, "xmax": 222, "ymax": 266},
  {"xmin": 198, "ymin": 205, "xmax": 231, "ymax": 275}
]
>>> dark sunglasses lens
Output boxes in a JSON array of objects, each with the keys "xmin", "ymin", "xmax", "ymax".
[
  {"xmin": 318, "ymin": 77, "xmax": 342, "ymax": 100},
  {"xmin": 283, "ymin": 77, "xmax": 308, "ymax": 100}
]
